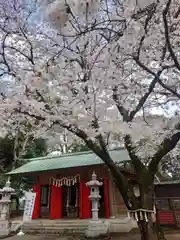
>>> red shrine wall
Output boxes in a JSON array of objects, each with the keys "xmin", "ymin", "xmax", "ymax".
[{"xmin": 31, "ymin": 165, "xmax": 127, "ymax": 219}]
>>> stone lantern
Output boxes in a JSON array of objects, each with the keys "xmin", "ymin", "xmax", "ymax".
[
  {"xmin": 85, "ymin": 172, "xmax": 110, "ymax": 239},
  {"xmin": 86, "ymin": 171, "xmax": 103, "ymax": 221},
  {"xmin": 0, "ymin": 179, "xmax": 15, "ymax": 236}
]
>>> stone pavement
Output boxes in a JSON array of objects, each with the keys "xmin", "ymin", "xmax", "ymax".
[
  {"xmin": 5, "ymin": 233, "xmax": 180, "ymax": 240},
  {"xmin": 6, "ymin": 236, "xmax": 74, "ymax": 240}
]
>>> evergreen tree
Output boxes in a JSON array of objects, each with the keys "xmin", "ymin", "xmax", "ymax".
[{"xmin": 0, "ymin": 135, "xmax": 47, "ymax": 190}]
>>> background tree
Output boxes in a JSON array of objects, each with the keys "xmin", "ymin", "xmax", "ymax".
[
  {"xmin": 0, "ymin": 133, "xmax": 47, "ymax": 193},
  {"xmin": 47, "ymin": 128, "xmax": 90, "ymax": 154},
  {"xmin": 0, "ymin": 111, "xmax": 48, "ymax": 190},
  {"xmin": 24, "ymin": 137, "xmax": 47, "ymax": 159}
]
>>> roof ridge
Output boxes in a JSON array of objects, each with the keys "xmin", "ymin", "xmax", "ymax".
[{"xmin": 25, "ymin": 147, "xmax": 125, "ymax": 161}]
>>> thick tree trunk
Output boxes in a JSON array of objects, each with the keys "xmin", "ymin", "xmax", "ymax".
[
  {"xmin": 137, "ymin": 219, "xmax": 166, "ymax": 240},
  {"xmin": 154, "ymin": 216, "xmax": 167, "ymax": 240},
  {"xmin": 138, "ymin": 220, "xmax": 157, "ymax": 240},
  {"xmin": 131, "ymin": 188, "xmax": 166, "ymax": 240}
]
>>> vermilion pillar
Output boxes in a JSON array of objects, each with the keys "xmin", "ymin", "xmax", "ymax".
[
  {"xmin": 50, "ymin": 184, "xmax": 62, "ymax": 219},
  {"xmin": 104, "ymin": 178, "xmax": 110, "ymax": 218},
  {"xmin": 32, "ymin": 183, "xmax": 41, "ymax": 219},
  {"xmin": 79, "ymin": 181, "xmax": 91, "ymax": 219},
  {"xmin": 79, "ymin": 182, "xmax": 83, "ymax": 219}
]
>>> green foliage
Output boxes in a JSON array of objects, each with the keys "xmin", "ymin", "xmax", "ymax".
[
  {"xmin": 0, "ymin": 136, "xmax": 14, "ymax": 172},
  {"xmin": 0, "ymin": 135, "xmax": 47, "ymax": 171},
  {"xmin": 70, "ymin": 142, "xmax": 89, "ymax": 153},
  {"xmin": 23, "ymin": 138, "xmax": 47, "ymax": 159},
  {"xmin": 0, "ymin": 135, "xmax": 47, "ymax": 190}
]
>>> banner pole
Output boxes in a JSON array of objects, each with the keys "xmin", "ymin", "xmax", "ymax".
[
  {"xmin": 17, "ymin": 225, "xmax": 25, "ymax": 236},
  {"xmin": 17, "ymin": 191, "xmax": 36, "ymax": 236}
]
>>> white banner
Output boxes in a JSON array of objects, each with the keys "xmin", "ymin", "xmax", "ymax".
[{"xmin": 23, "ymin": 192, "xmax": 36, "ymax": 222}]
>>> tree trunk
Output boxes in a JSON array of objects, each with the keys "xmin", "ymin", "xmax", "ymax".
[
  {"xmin": 138, "ymin": 220, "xmax": 157, "ymax": 240},
  {"xmin": 137, "ymin": 219, "xmax": 166, "ymax": 240},
  {"xmin": 154, "ymin": 211, "xmax": 167, "ymax": 240}
]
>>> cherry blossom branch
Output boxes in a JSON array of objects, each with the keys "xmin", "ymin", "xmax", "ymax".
[
  {"xmin": 131, "ymin": 3, "xmax": 157, "ymax": 20},
  {"xmin": 136, "ymin": 3, "xmax": 157, "ymax": 59},
  {"xmin": 112, "ymin": 86, "xmax": 129, "ymax": 121},
  {"xmin": 57, "ymin": 19, "xmax": 126, "ymax": 41},
  {"xmin": 112, "ymin": 69, "xmax": 163, "ymax": 122},
  {"xmin": 129, "ymin": 70, "xmax": 163, "ymax": 121},
  {"xmin": 19, "ymin": 26, "xmax": 34, "ymax": 65},
  {"xmin": 175, "ymin": 6, "xmax": 180, "ymax": 18},
  {"xmin": 163, "ymin": 0, "xmax": 180, "ymax": 71},
  {"xmin": 124, "ymin": 134, "xmax": 145, "ymax": 176},
  {"xmin": 133, "ymin": 57, "xmax": 180, "ymax": 99},
  {"xmin": 5, "ymin": 45, "xmax": 34, "ymax": 65},
  {"xmin": 157, "ymin": 78, "xmax": 180, "ymax": 99},
  {"xmin": 0, "ymin": 33, "xmax": 15, "ymax": 77},
  {"xmin": 148, "ymin": 128, "xmax": 180, "ymax": 176}
]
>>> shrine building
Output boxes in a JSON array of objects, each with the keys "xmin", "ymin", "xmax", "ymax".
[{"xmin": 7, "ymin": 148, "xmax": 133, "ymax": 220}]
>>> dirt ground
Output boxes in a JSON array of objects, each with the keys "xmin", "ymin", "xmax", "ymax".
[{"xmin": 5, "ymin": 233, "xmax": 180, "ymax": 240}]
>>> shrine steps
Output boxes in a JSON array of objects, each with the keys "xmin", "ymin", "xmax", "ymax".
[
  {"xmin": 22, "ymin": 219, "xmax": 88, "ymax": 235},
  {"xmin": 18, "ymin": 217, "xmax": 138, "ymax": 235}
]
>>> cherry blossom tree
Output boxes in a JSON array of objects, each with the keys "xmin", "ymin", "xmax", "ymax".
[{"xmin": 1, "ymin": 0, "xmax": 180, "ymax": 239}]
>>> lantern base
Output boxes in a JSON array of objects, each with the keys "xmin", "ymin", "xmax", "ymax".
[
  {"xmin": 85, "ymin": 220, "xmax": 110, "ymax": 240},
  {"xmin": 85, "ymin": 234, "xmax": 111, "ymax": 240},
  {"xmin": 0, "ymin": 220, "xmax": 10, "ymax": 237}
]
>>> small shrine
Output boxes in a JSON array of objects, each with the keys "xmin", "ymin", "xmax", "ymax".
[{"xmin": 6, "ymin": 148, "xmax": 133, "ymax": 221}]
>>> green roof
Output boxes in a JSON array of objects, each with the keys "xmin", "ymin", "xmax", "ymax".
[{"xmin": 7, "ymin": 148, "xmax": 130, "ymax": 175}]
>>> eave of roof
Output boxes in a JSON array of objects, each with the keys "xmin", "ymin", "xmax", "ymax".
[
  {"xmin": 154, "ymin": 180, "xmax": 180, "ymax": 185},
  {"xmin": 7, "ymin": 148, "xmax": 130, "ymax": 175}
]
